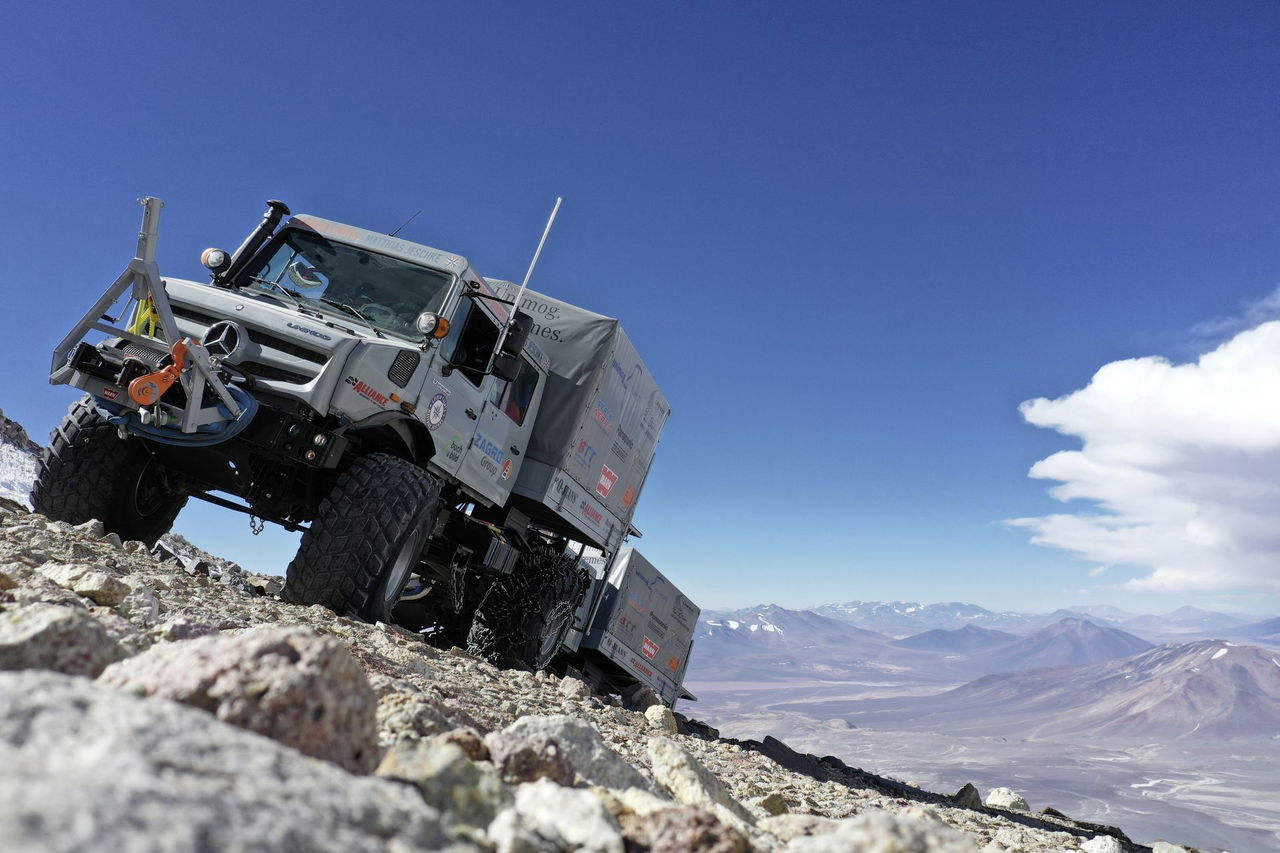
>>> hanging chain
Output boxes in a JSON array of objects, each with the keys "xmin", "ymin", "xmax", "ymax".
[{"xmin": 249, "ymin": 515, "xmax": 265, "ymax": 536}]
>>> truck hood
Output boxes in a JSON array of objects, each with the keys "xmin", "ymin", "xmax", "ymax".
[{"xmin": 162, "ymin": 277, "xmax": 413, "ymax": 414}]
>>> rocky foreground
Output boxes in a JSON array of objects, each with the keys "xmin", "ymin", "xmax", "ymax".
[{"xmin": 0, "ymin": 500, "xmax": 1197, "ymax": 852}]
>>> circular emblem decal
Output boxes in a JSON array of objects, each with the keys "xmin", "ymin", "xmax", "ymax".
[{"xmin": 426, "ymin": 393, "xmax": 447, "ymax": 430}]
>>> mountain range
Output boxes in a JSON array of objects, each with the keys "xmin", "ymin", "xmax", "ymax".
[
  {"xmin": 806, "ymin": 598, "xmax": 1274, "ymax": 644},
  {"xmin": 690, "ymin": 603, "xmax": 1280, "ymax": 741},
  {"xmin": 830, "ymin": 639, "xmax": 1280, "ymax": 741}
]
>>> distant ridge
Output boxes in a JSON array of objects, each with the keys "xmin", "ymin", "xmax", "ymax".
[{"xmin": 890, "ymin": 624, "xmax": 1019, "ymax": 653}]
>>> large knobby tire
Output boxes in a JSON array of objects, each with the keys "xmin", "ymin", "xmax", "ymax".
[
  {"xmin": 282, "ymin": 453, "xmax": 441, "ymax": 623},
  {"xmin": 30, "ymin": 397, "xmax": 187, "ymax": 545},
  {"xmin": 467, "ymin": 545, "xmax": 589, "ymax": 671}
]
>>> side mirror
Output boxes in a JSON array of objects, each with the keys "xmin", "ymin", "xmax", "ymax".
[
  {"xmin": 492, "ymin": 353, "xmax": 521, "ymax": 383},
  {"xmin": 499, "ymin": 311, "xmax": 533, "ymax": 357}
]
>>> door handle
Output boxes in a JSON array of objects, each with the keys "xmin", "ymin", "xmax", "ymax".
[
  {"xmin": 465, "ymin": 408, "xmax": 478, "ymax": 419},
  {"xmin": 509, "ymin": 446, "xmax": 521, "ymax": 456}
]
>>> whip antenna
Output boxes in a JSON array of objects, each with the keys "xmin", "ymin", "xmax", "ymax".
[
  {"xmin": 496, "ymin": 197, "xmax": 562, "ymax": 352},
  {"xmin": 388, "ymin": 209, "xmax": 421, "ymax": 237}
]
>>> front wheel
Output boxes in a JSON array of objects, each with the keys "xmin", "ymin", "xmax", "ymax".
[
  {"xmin": 30, "ymin": 397, "xmax": 187, "ymax": 545},
  {"xmin": 282, "ymin": 453, "xmax": 441, "ymax": 623}
]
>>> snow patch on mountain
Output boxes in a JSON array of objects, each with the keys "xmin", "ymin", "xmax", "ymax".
[{"xmin": 0, "ymin": 410, "xmax": 40, "ymax": 508}]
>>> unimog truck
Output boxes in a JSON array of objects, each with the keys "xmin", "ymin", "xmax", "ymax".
[{"xmin": 32, "ymin": 198, "xmax": 699, "ymax": 705}]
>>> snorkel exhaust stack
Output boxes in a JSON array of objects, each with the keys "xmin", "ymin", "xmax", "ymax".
[{"xmin": 216, "ymin": 199, "xmax": 292, "ymax": 286}]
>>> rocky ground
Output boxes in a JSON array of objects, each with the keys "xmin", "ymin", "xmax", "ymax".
[{"xmin": 0, "ymin": 498, "xmax": 1201, "ymax": 852}]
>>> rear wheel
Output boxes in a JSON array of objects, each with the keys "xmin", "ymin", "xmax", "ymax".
[
  {"xmin": 467, "ymin": 545, "xmax": 589, "ymax": 670},
  {"xmin": 282, "ymin": 453, "xmax": 441, "ymax": 623},
  {"xmin": 30, "ymin": 397, "xmax": 187, "ymax": 545}
]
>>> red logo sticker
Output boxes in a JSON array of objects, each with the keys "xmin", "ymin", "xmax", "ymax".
[
  {"xmin": 641, "ymin": 636, "xmax": 659, "ymax": 660},
  {"xmin": 596, "ymin": 464, "xmax": 617, "ymax": 498},
  {"xmin": 101, "ymin": 387, "xmax": 119, "ymax": 400}
]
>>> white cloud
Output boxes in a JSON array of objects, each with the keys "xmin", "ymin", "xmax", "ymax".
[{"xmin": 1011, "ymin": 321, "xmax": 1280, "ymax": 594}]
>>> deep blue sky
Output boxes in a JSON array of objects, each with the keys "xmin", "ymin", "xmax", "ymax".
[{"xmin": 3, "ymin": 2, "xmax": 1278, "ymax": 614}]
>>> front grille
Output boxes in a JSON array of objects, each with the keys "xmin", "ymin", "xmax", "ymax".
[
  {"xmin": 171, "ymin": 305, "xmax": 219, "ymax": 327},
  {"xmin": 388, "ymin": 350, "xmax": 420, "ymax": 388},
  {"xmin": 240, "ymin": 362, "xmax": 312, "ymax": 384},
  {"xmin": 244, "ymin": 329, "xmax": 328, "ymax": 365}
]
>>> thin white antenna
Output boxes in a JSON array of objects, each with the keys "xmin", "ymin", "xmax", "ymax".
[{"xmin": 495, "ymin": 196, "xmax": 562, "ymax": 353}]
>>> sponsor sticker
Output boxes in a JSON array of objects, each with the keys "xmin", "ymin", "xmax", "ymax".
[
  {"xmin": 580, "ymin": 501, "xmax": 603, "ymax": 526},
  {"xmin": 610, "ymin": 359, "xmax": 643, "ymax": 389},
  {"xmin": 101, "ymin": 387, "xmax": 119, "ymax": 400},
  {"xmin": 445, "ymin": 438, "xmax": 465, "ymax": 463},
  {"xmin": 553, "ymin": 475, "xmax": 579, "ymax": 506},
  {"xmin": 345, "ymin": 376, "xmax": 389, "ymax": 406},
  {"xmin": 425, "ymin": 393, "xmax": 447, "ymax": 430},
  {"xmin": 596, "ymin": 464, "xmax": 617, "ymax": 498},
  {"xmin": 575, "ymin": 439, "xmax": 597, "ymax": 466},
  {"xmin": 593, "ymin": 399, "xmax": 614, "ymax": 430},
  {"xmin": 432, "ymin": 378, "xmax": 452, "ymax": 395},
  {"xmin": 667, "ymin": 656, "xmax": 680, "ymax": 672},
  {"xmin": 621, "ymin": 484, "xmax": 637, "ymax": 508},
  {"xmin": 473, "ymin": 434, "xmax": 504, "ymax": 464},
  {"xmin": 500, "ymin": 459, "xmax": 513, "ymax": 480},
  {"xmin": 641, "ymin": 636, "xmax": 659, "ymax": 660},
  {"xmin": 631, "ymin": 657, "xmax": 655, "ymax": 679}
]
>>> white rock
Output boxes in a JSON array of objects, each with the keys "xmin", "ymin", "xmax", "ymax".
[
  {"xmin": 1082, "ymin": 836, "xmax": 1125, "ymax": 853},
  {"xmin": 983, "ymin": 786, "xmax": 1029, "ymax": 812},
  {"xmin": 781, "ymin": 809, "xmax": 976, "ymax": 852},
  {"xmin": 498, "ymin": 714, "xmax": 650, "ymax": 791},
  {"xmin": 558, "ymin": 675, "xmax": 591, "ymax": 699},
  {"xmin": 1150, "ymin": 844, "xmax": 1189, "ymax": 853},
  {"xmin": 0, "ymin": 671, "xmax": 465, "ymax": 850},
  {"xmin": 644, "ymin": 703, "xmax": 678, "ymax": 734},
  {"xmin": 513, "ymin": 778, "xmax": 623, "ymax": 853},
  {"xmin": 647, "ymin": 736, "xmax": 755, "ymax": 826}
]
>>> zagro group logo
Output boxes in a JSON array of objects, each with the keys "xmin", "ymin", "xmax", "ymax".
[{"xmin": 473, "ymin": 434, "xmax": 504, "ymax": 464}]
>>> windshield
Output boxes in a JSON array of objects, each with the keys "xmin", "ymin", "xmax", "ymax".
[{"xmin": 241, "ymin": 228, "xmax": 454, "ymax": 339}]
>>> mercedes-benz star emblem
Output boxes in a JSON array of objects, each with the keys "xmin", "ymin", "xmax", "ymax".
[{"xmin": 204, "ymin": 320, "xmax": 243, "ymax": 358}]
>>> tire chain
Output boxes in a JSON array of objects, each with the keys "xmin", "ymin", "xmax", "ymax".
[{"xmin": 466, "ymin": 544, "xmax": 589, "ymax": 668}]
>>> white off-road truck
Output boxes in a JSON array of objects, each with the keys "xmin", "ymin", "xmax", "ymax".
[{"xmin": 32, "ymin": 198, "xmax": 698, "ymax": 705}]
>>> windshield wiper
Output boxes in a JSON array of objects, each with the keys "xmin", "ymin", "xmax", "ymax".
[
  {"xmin": 315, "ymin": 296, "xmax": 386, "ymax": 338},
  {"xmin": 244, "ymin": 276, "xmax": 327, "ymax": 320}
]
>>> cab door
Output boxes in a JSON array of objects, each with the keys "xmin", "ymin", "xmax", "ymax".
[
  {"xmin": 474, "ymin": 351, "xmax": 543, "ymax": 497},
  {"xmin": 425, "ymin": 298, "xmax": 498, "ymax": 488},
  {"xmin": 427, "ymin": 296, "xmax": 541, "ymax": 505}
]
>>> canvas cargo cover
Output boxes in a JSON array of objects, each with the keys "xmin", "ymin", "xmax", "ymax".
[
  {"xmin": 582, "ymin": 549, "xmax": 700, "ymax": 704},
  {"xmin": 486, "ymin": 280, "xmax": 670, "ymax": 543}
]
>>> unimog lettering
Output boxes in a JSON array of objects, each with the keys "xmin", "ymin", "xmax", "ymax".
[{"xmin": 287, "ymin": 321, "xmax": 331, "ymax": 341}]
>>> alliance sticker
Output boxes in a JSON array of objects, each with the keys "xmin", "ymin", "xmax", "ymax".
[{"xmin": 426, "ymin": 393, "xmax": 447, "ymax": 430}]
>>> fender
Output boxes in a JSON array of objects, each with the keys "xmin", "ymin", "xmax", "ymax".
[{"xmin": 341, "ymin": 411, "xmax": 435, "ymax": 466}]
